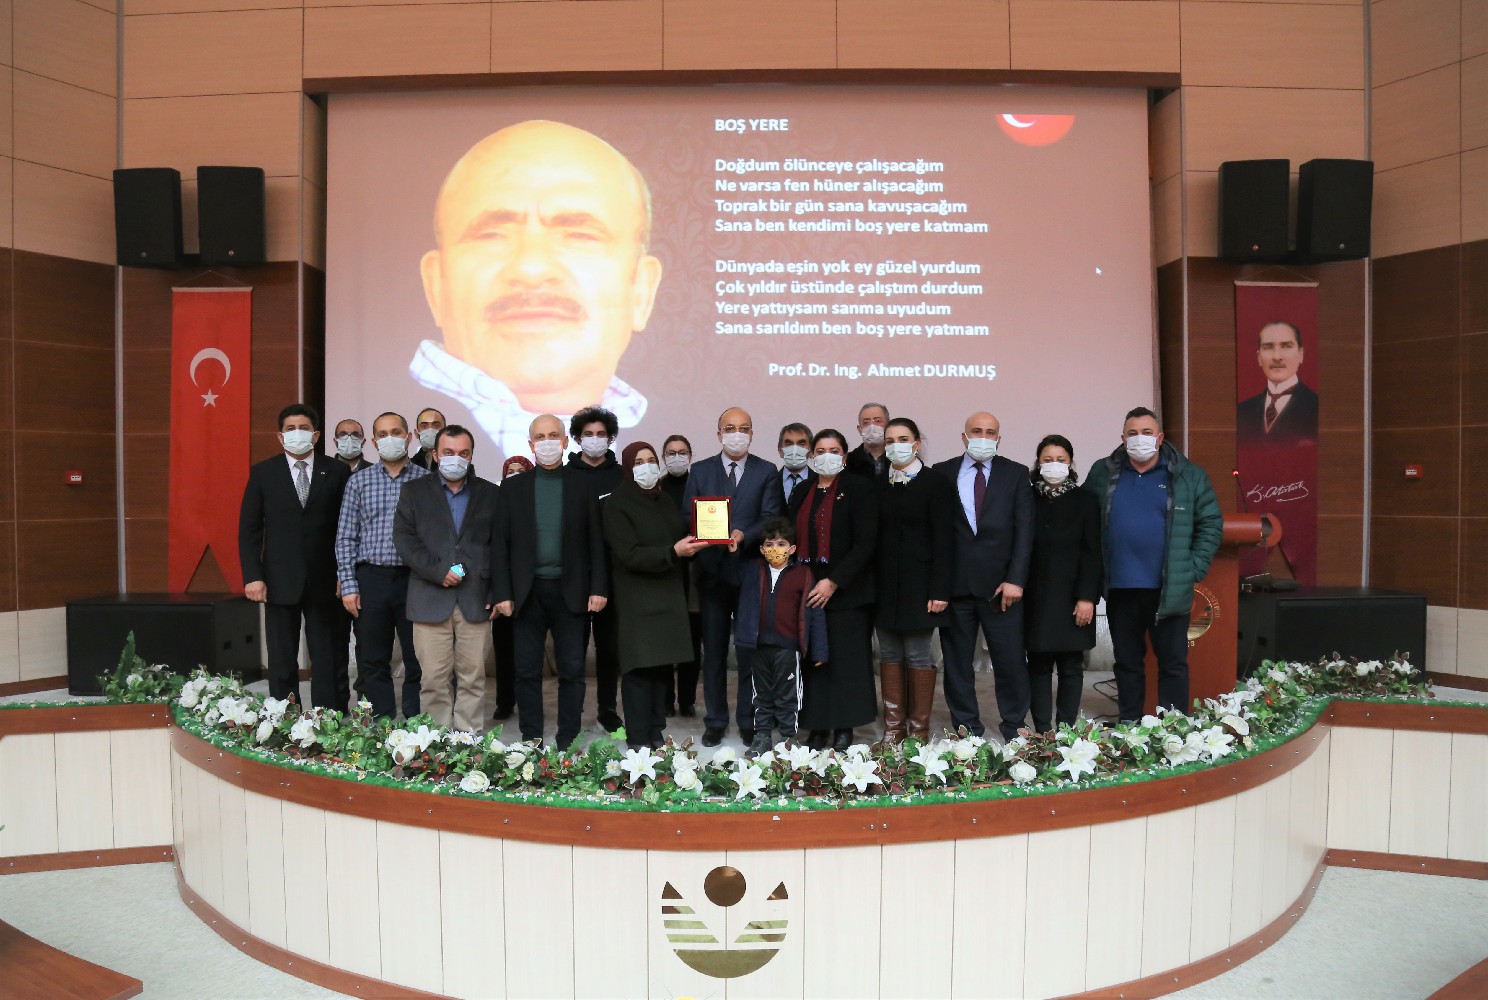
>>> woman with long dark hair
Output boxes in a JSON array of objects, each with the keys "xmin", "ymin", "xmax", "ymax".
[
  {"xmin": 873, "ymin": 417, "xmax": 956, "ymax": 743},
  {"xmin": 788, "ymin": 429, "xmax": 879, "ymax": 751},
  {"xmin": 1023, "ymin": 434, "xmax": 1103, "ymax": 731}
]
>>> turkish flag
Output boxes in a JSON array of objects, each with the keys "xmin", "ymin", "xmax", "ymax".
[{"xmin": 169, "ymin": 287, "xmax": 252, "ymax": 592}]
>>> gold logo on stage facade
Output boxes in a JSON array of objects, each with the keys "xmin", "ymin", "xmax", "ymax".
[
  {"xmin": 1188, "ymin": 584, "xmax": 1220, "ymax": 645},
  {"xmin": 662, "ymin": 866, "xmax": 788, "ymax": 979}
]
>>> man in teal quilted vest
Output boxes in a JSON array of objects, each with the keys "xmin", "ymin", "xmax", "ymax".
[{"xmin": 1084, "ymin": 407, "xmax": 1223, "ymax": 722}]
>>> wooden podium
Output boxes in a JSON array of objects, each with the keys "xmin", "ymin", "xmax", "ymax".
[{"xmin": 1143, "ymin": 513, "xmax": 1281, "ymax": 714}]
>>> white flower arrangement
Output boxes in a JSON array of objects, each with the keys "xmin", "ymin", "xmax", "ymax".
[{"xmin": 158, "ymin": 652, "xmax": 1441, "ymax": 808}]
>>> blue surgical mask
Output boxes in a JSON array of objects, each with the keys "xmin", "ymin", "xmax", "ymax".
[{"xmin": 438, "ymin": 455, "xmax": 470, "ymax": 481}]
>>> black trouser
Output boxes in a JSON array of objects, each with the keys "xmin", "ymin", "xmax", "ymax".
[
  {"xmin": 939, "ymin": 596, "xmax": 1028, "ymax": 740},
  {"xmin": 664, "ymin": 611, "xmax": 703, "ymax": 710},
  {"xmin": 264, "ymin": 595, "xmax": 344, "ymax": 710},
  {"xmin": 621, "ymin": 665, "xmax": 671, "ymax": 749},
  {"xmin": 1106, "ymin": 588, "xmax": 1191, "ymax": 721},
  {"xmin": 747, "ymin": 644, "xmax": 802, "ymax": 736},
  {"xmin": 699, "ymin": 582, "xmax": 753, "ymax": 732},
  {"xmin": 514, "ymin": 578, "xmax": 588, "ymax": 746},
  {"xmin": 352, "ymin": 564, "xmax": 422, "ymax": 720},
  {"xmin": 492, "ymin": 615, "xmax": 515, "ymax": 713},
  {"xmin": 587, "ymin": 603, "xmax": 620, "ymax": 721},
  {"xmin": 1027, "ymin": 650, "xmax": 1084, "ymax": 732}
]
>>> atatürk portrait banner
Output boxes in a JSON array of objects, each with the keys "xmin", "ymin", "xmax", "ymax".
[{"xmin": 1234, "ymin": 281, "xmax": 1319, "ymax": 586}]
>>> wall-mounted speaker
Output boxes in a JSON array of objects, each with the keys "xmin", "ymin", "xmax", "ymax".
[
  {"xmin": 198, "ymin": 166, "xmax": 266, "ymax": 267},
  {"xmin": 1295, "ymin": 158, "xmax": 1372, "ymax": 261},
  {"xmin": 113, "ymin": 167, "xmax": 183, "ymax": 268},
  {"xmin": 1218, "ymin": 159, "xmax": 1290, "ymax": 262}
]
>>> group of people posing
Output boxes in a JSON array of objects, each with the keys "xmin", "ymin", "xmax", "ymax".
[{"xmin": 238, "ymin": 401, "xmax": 1224, "ymax": 757}]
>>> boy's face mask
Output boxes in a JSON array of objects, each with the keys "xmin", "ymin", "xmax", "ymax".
[{"xmin": 761, "ymin": 541, "xmax": 794, "ymax": 568}]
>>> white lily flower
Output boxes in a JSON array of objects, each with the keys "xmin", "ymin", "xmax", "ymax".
[
  {"xmin": 838, "ymin": 757, "xmax": 882, "ymax": 793},
  {"xmin": 261, "ymin": 697, "xmax": 290, "ymax": 722},
  {"xmin": 1119, "ymin": 729, "xmax": 1151, "ymax": 751},
  {"xmin": 1055, "ymin": 738, "xmax": 1100, "ymax": 782},
  {"xmin": 406, "ymin": 725, "xmax": 440, "ymax": 752},
  {"xmin": 459, "ymin": 770, "xmax": 491, "ymax": 793},
  {"xmin": 911, "ymin": 745, "xmax": 950, "ymax": 785},
  {"xmin": 1008, "ymin": 760, "xmax": 1037, "ymax": 784},
  {"xmin": 620, "ymin": 747, "xmax": 662, "ymax": 783},
  {"xmin": 710, "ymin": 746, "xmax": 737, "ymax": 768},
  {"xmin": 730, "ymin": 762, "xmax": 767, "ymax": 799},
  {"xmin": 505, "ymin": 750, "xmax": 526, "ymax": 767},
  {"xmin": 255, "ymin": 719, "xmax": 274, "ymax": 744},
  {"xmin": 755, "ymin": 750, "xmax": 777, "ymax": 767},
  {"xmin": 845, "ymin": 743, "xmax": 872, "ymax": 759},
  {"xmin": 1267, "ymin": 667, "xmax": 1289, "ymax": 683},
  {"xmin": 779, "ymin": 744, "xmax": 814, "ymax": 770},
  {"xmin": 1221, "ymin": 714, "xmax": 1250, "ymax": 736},
  {"xmin": 1202, "ymin": 727, "xmax": 1236, "ymax": 759}
]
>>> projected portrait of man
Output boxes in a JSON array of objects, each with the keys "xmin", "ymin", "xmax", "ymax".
[
  {"xmin": 410, "ymin": 120, "xmax": 664, "ymax": 462},
  {"xmin": 1236, "ymin": 320, "xmax": 1318, "ymax": 445}
]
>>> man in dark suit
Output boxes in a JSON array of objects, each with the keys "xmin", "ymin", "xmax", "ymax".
[
  {"xmin": 491, "ymin": 414, "xmax": 608, "ymax": 747},
  {"xmin": 239, "ymin": 404, "xmax": 351, "ymax": 709},
  {"xmin": 845, "ymin": 402, "xmax": 891, "ymax": 483},
  {"xmin": 393, "ymin": 424, "xmax": 499, "ymax": 732},
  {"xmin": 931, "ymin": 411, "xmax": 1035, "ymax": 741},
  {"xmin": 775, "ymin": 421, "xmax": 815, "ymax": 510},
  {"xmin": 683, "ymin": 406, "xmax": 783, "ymax": 746},
  {"xmin": 1237, "ymin": 320, "xmax": 1319, "ymax": 445},
  {"xmin": 413, "ymin": 407, "xmax": 447, "ymax": 473}
]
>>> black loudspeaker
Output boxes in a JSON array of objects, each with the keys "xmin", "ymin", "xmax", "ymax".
[
  {"xmin": 1295, "ymin": 158, "xmax": 1373, "ymax": 261},
  {"xmin": 1237, "ymin": 587, "xmax": 1426, "ymax": 677},
  {"xmin": 65, "ymin": 593, "xmax": 263, "ymax": 696},
  {"xmin": 198, "ymin": 166, "xmax": 266, "ymax": 267},
  {"xmin": 113, "ymin": 167, "xmax": 183, "ymax": 267},
  {"xmin": 1218, "ymin": 159, "xmax": 1290, "ymax": 262}
]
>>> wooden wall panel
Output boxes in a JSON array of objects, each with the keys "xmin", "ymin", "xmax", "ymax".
[
  {"xmin": 129, "ymin": 0, "xmax": 301, "ymax": 12},
  {"xmin": 13, "ymin": 0, "xmax": 116, "ymax": 96},
  {"xmin": 1183, "ymin": 169, "xmax": 1220, "ymax": 259},
  {"xmin": 1461, "ymin": 519, "xmax": 1488, "ymax": 610},
  {"xmin": 13, "ymin": 250, "xmax": 115, "ymax": 349},
  {"xmin": 123, "ymin": 9, "xmax": 304, "ymax": 99},
  {"xmin": 1180, "ymin": 3, "xmax": 1363, "ymax": 89},
  {"xmin": 1182, "ymin": 87, "xmax": 1365, "ymax": 172},
  {"xmin": 12, "ymin": 161, "xmax": 115, "ymax": 264},
  {"xmin": 1463, "ymin": 55, "xmax": 1488, "ymax": 151},
  {"xmin": 1370, "ymin": 514, "xmax": 1460, "ymax": 606},
  {"xmin": 15, "ymin": 432, "xmax": 117, "ymax": 521},
  {"xmin": 16, "ymin": 605, "xmax": 65, "ymax": 679},
  {"xmin": 0, "ymin": 67, "xmax": 11, "ymax": 158},
  {"xmin": 303, "ymin": 4, "xmax": 493, "ymax": 80},
  {"xmin": 1374, "ymin": 154, "xmax": 1463, "ymax": 257},
  {"xmin": 16, "ymin": 518, "xmax": 119, "ymax": 608},
  {"xmin": 109, "ymin": 728, "xmax": 173, "ymax": 848},
  {"xmin": 1371, "ymin": 64, "xmax": 1462, "ymax": 172},
  {"xmin": 1388, "ymin": 729, "xmax": 1453, "ymax": 857},
  {"xmin": 1466, "ymin": 150, "xmax": 1488, "ymax": 242},
  {"xmin": 1448, "ymin": 733, "xmax": 1488, "ymax": 860},
  {"xmin": 837, "ymin": 0, "xmax": 1011, "ymax": 70},
  {"xmin": 1153, "ymin": 173, "xmax": 1183, "ymax": 266},
  {"xmin": 490, "ymin": 1, "xmax": 663, "ymax": 74},
  {"xmin": 0, "ymin": 733, "xmax": 57, "ymax": 855},
  {"xmin": 1469, "ymin": 0, "xmax": 1488, "ymax": 59},
  {"xmin": 0, "ymin": 0, "xmax": 12, "ymax": 68},
  {"xmin": 302, "ymin": 95, "xmax": 326, "ymax": 189},
  {"xmin": 1371, "ymin": 0, "xmax": 1462, "ymax": 86},
  {"xmin": 950, "ymin": 835, "xmax": 1025, "ymax": 998},
  {"xmin": 122, "ymin": 92, "xmax": 303, "ymax": 180},
  {"xmin": 1008, "ymin": 0, "xmax": 1179, "ymax": 74},
  {"xmin": 13, "ymin": 343, "xmax": 113, "ymax": 432},
  {"xmin": 302, "ymin": 179, "xmax": 326, "ymax": 272},
  {"xmin": 0, "ymin": 157, "xmax": 13, "ymax": 249},
  {"xmin": 13, "ymin": 72, "xmax": 114, "ymax": 179},
  {"xmin": 664, "ymin": 0, "xmax": 836, "ymax": 70},
  {"xmin": 1085, "ymin": 817, "xmax": 1147, "ymax": 989},
  {"xmin": 54, "ymin": 730, "xmax": 114, "ymax": 852},
  {"xmin": 1150, "ymin": 89, "xmax": 1181, "ymax": 183},
  {"xmin": 1372, "ymin": 244, "xmax": 1462, "ymax": 344}
]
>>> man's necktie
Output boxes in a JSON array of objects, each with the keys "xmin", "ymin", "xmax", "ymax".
[
  {"xmin": 1264, "ymin": 386, "xmax": 1296, "ymax": 431},
  {"xmin": 295, "ymin": 460, "xmax": 310, "ymax": 508},
  {"xmin": 786, "ymin": 472, "xmax": 800, "ymax": 500},
  {"xmin": 973, "ymin": 461, "xmax": 987, "ymax": 525},
  {"xmin": 728, "ymin": 461, "xmax": 739, "ymax": 489}
]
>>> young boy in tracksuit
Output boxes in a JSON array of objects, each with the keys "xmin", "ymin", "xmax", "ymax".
[{"xmin": 734, "ymin": 518, "xmax": 829, "ymax": 757}]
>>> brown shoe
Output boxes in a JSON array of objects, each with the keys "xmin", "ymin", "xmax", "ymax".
[
  {"xmin": 907, "ymin": 668, "xmax": 938, "ymax": 743},
  {"xmin": 880, "ymin": 661, "xmax": 907, "ymax": 744}
]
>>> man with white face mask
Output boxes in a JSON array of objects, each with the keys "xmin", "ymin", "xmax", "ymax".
[
  {"xmin": 331, "ymin": 418, "xmax": 373, "ymax": 474},
  {"xmin": 413, "ymin": 408, "xmax": 446, "ymax": 473},
  {"xmin": 846, "ymin": 402, "xmax": 892, "ymax": 482},
  {"xmin": 930, "ymin": 411, "xmax": 1035, "ymax": 741},
  {"xmin": 239, "ymin": 404, "xmax": 352, "ymax": 708},
  {"xmin": 683, "ymin": 406, "xmax": 784, "ymax": 746},
  {"xmin": 775, "ymin": 421, "xmax": 814, "ymax": 509},
  {"xmin": 1084, "ymin": 407, "xmax": 1222, "ymax": 721},
  {"xmin": 491, "ymin": 414, "xmax": 609, "ymax": 746},
  {"xmin": 393, "ymin": 425, "xmax": 500, "ymax": 732},
  {"xmin": 334, "ymin": 412, "xmax": 429, "ymax": 720},
  {"xmin": 566, "ymin": 406, "xmax": 626, "ymax": 734}
]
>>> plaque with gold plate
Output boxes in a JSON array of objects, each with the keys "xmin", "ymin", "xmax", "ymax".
[{"xmin": 692, "ymin": 496, "xmax": 733, "ymax": 545}]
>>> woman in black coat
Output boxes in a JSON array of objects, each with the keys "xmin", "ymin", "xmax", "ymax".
[
  {"xmin": 658, "ymin": 434, "xmax": 702, "ymax": 718},
  {"xmin": 600, "ymin": 441, "xmax": 709, "ymax": 749},
  {"xmin": 788, "ymin": 429, "xmax": 879, "ymax": 752},
  {"xmin": 873, "ymin": 417, "xmax": 956, "ymax": 744},
  {"xmin": 1023, "ymin": 434, "xmax": 1103, "ymax": 732}
]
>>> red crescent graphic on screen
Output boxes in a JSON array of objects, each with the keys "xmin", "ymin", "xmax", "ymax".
[{"xmin": 997, "ymin": 114, "xmax": 1076, "ymax": 147}]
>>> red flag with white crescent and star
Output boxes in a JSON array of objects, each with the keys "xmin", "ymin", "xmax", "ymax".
[{"xmin": 168, "ymin": 287, "xmax": 252, "ymax": 592}]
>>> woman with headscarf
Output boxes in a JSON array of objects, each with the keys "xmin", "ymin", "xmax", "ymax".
[
  {"xmin": 658, "ymin": 434, "xmax": 702, "ymax": 718},
  {"xmin": 1023, "ymin": 434, "xmax": 1103, "ymax": 731},
  {"xmin": 491, "ymin": 455, "xmax": 533, "ymax": 723},
  {"xmin": 600, "ymin": 441, "xmax": 710, "ymax": 749},
  {"xmin": 788, "ymin": 429, "xmax": 880, "ymax": 752}
]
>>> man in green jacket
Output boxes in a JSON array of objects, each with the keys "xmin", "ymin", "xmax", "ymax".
[{"xmin": 1084, "ymin": 407, "xmax": 1222, "ymax": 721}]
